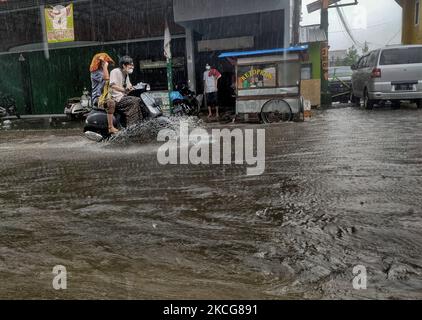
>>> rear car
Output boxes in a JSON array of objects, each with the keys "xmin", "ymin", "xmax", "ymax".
[
  {"xmin": 351, "ymin": 45, "xmax": 422, "ymax": 109},
  {"xmin": 329, "ymin": 66, "xmax": 353, "ymax": 103}
]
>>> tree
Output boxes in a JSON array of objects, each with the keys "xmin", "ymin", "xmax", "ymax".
[
  {"xmin": 362, "ymin": 41, "xmax": 369, "ymax": 54},
  {"xmin": 342, "ymin": 45, "xmax": 359, "ymax": 66}
]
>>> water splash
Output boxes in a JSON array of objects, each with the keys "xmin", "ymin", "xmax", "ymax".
[{"xmin": 105, "ymin": 116, "xmax": 204, "ymax": 146}]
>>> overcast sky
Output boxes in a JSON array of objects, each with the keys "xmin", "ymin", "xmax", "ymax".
[{"xmin": 301, "ymin": 0, "xmax": 402, "ymax": 51}]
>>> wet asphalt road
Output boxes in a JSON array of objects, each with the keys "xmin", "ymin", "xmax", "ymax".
[{"xmin": 0, "ymin": 106, "xmax": 421, "ymax": 299}]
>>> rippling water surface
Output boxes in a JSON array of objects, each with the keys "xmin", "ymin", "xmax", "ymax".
[{"xmin": 0, "ymin": 107, "xmax": 421, "ymax": 299}]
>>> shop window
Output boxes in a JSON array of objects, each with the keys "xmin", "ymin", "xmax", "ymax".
[
  {"xmin": 237, "ymin": 64, "xmax": 277, "ymax": 89},
  {"xmin": 278, "ymin": 62, "xmax": 301, "ymax": 87},
  {"xmin": 301, "ymin": 64, "xmax": 312, "ymax": 80}
]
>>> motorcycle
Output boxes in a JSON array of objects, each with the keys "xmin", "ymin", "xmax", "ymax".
[
  {"xmin": 64, "ymin": 88, "xmax": 92, "ymax": 120},
  {"xmin": 0, "ymin": 93, "xmax": 20, "ymax": 119},
  {"xmin": 83, "ymin": 82, "xmax": 171, "ymax": 142},
  {"xmin": 170, "ymin": 83, "xmax": 202, "ymax": 117}
]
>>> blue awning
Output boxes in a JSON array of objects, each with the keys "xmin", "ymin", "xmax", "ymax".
[{"xmin": 218, "ymin": 45, "xmax": 309, "ymax": 59}]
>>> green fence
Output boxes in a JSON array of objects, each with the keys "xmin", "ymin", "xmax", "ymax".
[
  {"xmin": 0, "ymin": 39, "xmax": 186, "ymax": 115},
  {"xmin": 0, "ymin": 46, "xmax": 104, "ymax": 115},
  {"xmin": 0, "ymin": 54, "xmax": 26, "ymax": 114}
]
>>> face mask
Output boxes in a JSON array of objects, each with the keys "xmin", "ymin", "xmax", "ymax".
[
  {"xmin": 127, "ymin": 67, "xmax": 134, "ymax": 74},
  {"xmin": 206, "ymin": 66, "xmax": 211, "ymax": 70}
]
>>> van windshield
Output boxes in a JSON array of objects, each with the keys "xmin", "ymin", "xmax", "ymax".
[{"xmin": 380, "ymin": 47, "xmax": 422, "ymax": 65}]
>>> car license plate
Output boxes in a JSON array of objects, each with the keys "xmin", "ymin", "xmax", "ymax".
[{"xmin": 394, "ymin": 83, "xmax": 415, "ymax": 91}]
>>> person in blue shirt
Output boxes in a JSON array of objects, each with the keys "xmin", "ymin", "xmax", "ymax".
[{"xmin": 90, "ymin": 53, "xmax": 119, "ymax": 134}]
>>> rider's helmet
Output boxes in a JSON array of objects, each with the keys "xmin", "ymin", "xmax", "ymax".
[{"xmin": 119, "ymin": 56, "xmax": 134, "ymax": 68}]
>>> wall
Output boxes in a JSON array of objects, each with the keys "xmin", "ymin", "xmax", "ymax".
[
  {"xmin": 300, "ymin": 42, "xmax": 321, "ymax": 107},
  {"xmin": 0, "ymin": 54, "xmax": 25, "ymax": 114},
  {"xmin": 0, "ymin": 39, "xmax": 187, "ymax": 115},
  {"xmin": 173, "ymin": 0, "xmax": 290, "ymax": 22},
  {"xmin": 0, "ymin": 0, "xmax": 183, "ymax": 52},
  {"xmin": 174, "ymin": 0, "xmax": 292, "ymax": 47},
  {"xmin": 309, "ymin": 42, "xmax": 321, "ymax": 80}
]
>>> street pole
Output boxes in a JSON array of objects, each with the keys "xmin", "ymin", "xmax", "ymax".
[
  {"xmin": 321, "ymin": 0, "xmax": 332, "ymax": 107},
  {"xmin": 292, "ymin": 0, "xmax": 302, "ymax": 45},
  {"xmin": 164, "ymin": 17, "xmax": 174, "ymax": 115},
  {"xmin": 167, "ymin": 57, "xmax": 174, "ymax": 114}
]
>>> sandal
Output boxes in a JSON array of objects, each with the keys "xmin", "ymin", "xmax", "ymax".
[{"xmin": 108, "ymin": 127, "xmax": 119, "ymax": 134}]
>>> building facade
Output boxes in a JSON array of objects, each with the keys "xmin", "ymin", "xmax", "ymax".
[
  {"xmin": 328, "ymin": 50, "xmax": 347, "ymax": 66},
  {"xmin": 299, "ymin": 24, "xmax": 328, "ymax": 107},
  {"xmin": 0, "ymin": 0, "xmax": 296, "ymax": 115},
  {"xmin": 396, "ymin": 0, "xmax": 422, "ymax": 44}
]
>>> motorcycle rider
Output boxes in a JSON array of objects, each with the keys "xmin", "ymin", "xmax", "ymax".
[
  {"xmin": 109, "ymin": 56, "xmax": 143, "ymax": 128},
  {"xmin": 89, "ymin": 53, "xmax": 119, "ymax": 134}
]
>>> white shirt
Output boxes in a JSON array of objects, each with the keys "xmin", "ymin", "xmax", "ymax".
[
  {"xmin": 203, "ymin": 70, "xmax": 218, "ymax": 93},
  {"xmin": 110, "ymin": 68, "xmax": 132, "ymax": 102}
]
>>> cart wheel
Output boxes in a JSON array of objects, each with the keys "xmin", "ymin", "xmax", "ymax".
[{"xmin": 261, "ymin": 99, "xmax": 292, "ymax": 124}]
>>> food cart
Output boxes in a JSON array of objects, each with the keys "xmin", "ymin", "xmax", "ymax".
[{"xmin": 219, "ymin": 45, "xmax": 308, "ymax": 123}]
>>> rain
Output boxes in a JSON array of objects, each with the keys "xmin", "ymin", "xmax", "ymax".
[{"xmin": 0, "ymin": 0, "xmax": 421, "ymax": 301}]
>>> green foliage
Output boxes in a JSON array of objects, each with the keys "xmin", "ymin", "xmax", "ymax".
[{"xmin": 342, "ymin": 45, "xmax": 360, "ymax": 66}]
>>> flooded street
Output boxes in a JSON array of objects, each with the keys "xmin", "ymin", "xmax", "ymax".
[{"xmin": 0, "ymin": 106, "xmax": 421, "ymax": 299}]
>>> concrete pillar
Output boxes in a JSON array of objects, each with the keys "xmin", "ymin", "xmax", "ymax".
[
  {"xmin": 185, "ymin": 26, "xmax": 197, "ymax": 92},
  {"xmin": 284, "ymin": 2, "xmax": 292, "ymax": 47}
]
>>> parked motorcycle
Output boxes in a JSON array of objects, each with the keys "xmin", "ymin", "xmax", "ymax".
[
  {"xmin": 64, "ymin": 88, "xmax": 92, "ymax": 120},
  {"xmin": 83, "ymin": 82, "xmax": 171, "ymax": 142},
  {"xmin": 0, "ymin": 93, "xmax": 20, "ymax": 119},
  {"xmin": 170, "ymin": 83, "xmax": 202, "ymax": 117}
]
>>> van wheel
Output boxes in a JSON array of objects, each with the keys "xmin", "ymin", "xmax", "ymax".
[
  {"xmin": 391, "ymin": 101, "xmax": 401, "ymax": 109},
  {"xmin": 363, "ymin": 89, "xmax": 374, "ymax": 110}
]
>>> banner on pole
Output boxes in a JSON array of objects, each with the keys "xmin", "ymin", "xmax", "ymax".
[
  {"xmin": 164, "ymin": 19, "xmax": 174, "ymax": 112},
  {"xmin": 164, "ymin": 20, "xmax": 172, "ymax": 59},
  {"xmin": 45, "ymin": 3, "xmax": 75, "ymax": 43}
]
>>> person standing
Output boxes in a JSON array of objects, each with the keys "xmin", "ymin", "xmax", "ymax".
[{"xmin": 203, "ymin": 63, "xmax": 221, "ymax": 119}]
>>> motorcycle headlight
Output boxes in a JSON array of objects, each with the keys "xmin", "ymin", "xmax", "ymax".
[{"xmin": 81, "ymin": 99, "xmax": 89, "ymax": 107}]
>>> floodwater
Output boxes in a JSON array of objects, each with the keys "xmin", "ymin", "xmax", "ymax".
[{"xmin": 0, "ymin": 106, "xmax": 421, "ymax": 299}]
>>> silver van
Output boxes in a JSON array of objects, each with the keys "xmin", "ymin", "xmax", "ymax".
[{"xmin": 351, "ymin": 45, "xmax": 422, "ymax": 109}]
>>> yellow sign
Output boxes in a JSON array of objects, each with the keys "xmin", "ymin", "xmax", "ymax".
[
  {"xmin": 45, "ymin": 3, "xmax": 75, "ymax": 43},
  {"xmin": 240, "ymin": 69, "xmax": 274, "ymax": 82}
]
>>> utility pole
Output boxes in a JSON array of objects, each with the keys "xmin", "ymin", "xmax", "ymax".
[
  {"xmin": 307, "ymin": 0, "xmax": 358, "ymax": 107},
  {"xmin": 292, "ymin": 0, "xmax": 302, "ymax": 45},
  {"xmin": 321, "ymin": 0, "xmax": 331, "ymax": 107},
  {"xmin": 164, "ymin": 18, "xmax": 174, "ymax": 114}
]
